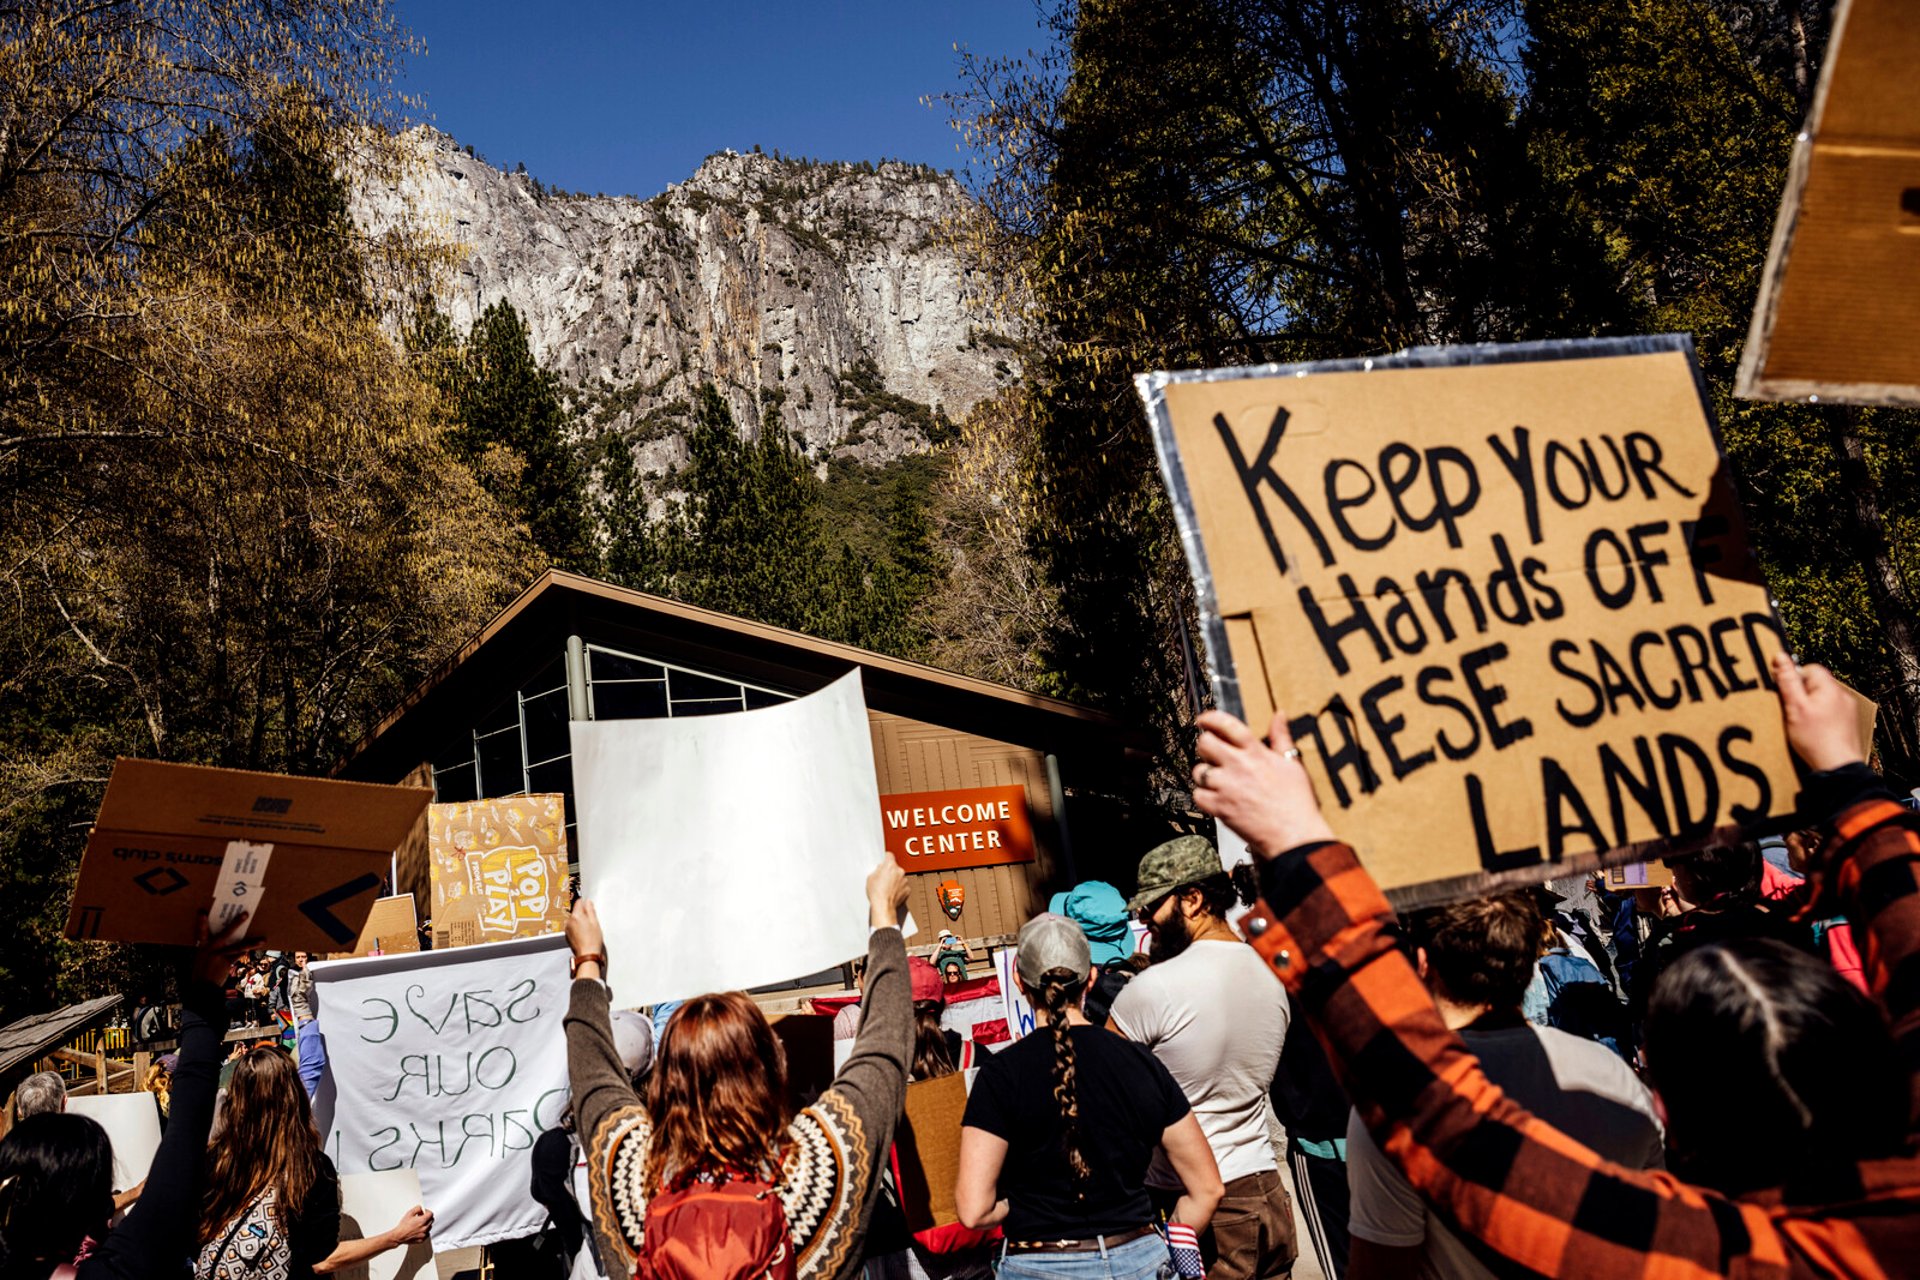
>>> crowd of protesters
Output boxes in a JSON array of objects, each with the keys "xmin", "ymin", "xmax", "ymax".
[
  {"xmin": 3, "ymin": 657, "xmax": 1917, "ymax": 1278},
  {"xmin": 0, "ymin": 921, "xmax": 431, "ymax": 1279}
]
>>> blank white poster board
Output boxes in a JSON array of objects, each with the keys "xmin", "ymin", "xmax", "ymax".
[
  {"xmin": 336, "ymin": 1169, "xmax": 433, "ymax": 1280},
  {"xmin": 66, "ymin": 1093, "xmax": 162, "ymax": 1191},
  {"xmin": 572, "ymin": 671, "xmax": 892, "ymax": 1004}
]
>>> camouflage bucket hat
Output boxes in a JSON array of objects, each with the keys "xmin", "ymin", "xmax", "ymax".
[{"xmin": 1126, "ymin": 834, "xmax": 1224, "ymax": 913}]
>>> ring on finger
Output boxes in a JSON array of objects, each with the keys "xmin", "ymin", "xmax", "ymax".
[
  {"xmin": 1197, "ymin": 763, "xmax": 1213, "ymax": 789},
  {"xmin": 1280, "ymin": 747, "xmax": 1302, "ymax": 762}
]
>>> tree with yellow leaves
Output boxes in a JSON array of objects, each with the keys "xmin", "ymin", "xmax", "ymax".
[{"xmin": 0, "ymin": 1, "xmax": 535, "ymax": 1019}]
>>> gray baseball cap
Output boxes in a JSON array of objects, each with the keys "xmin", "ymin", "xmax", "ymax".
[
  {"xmin": 1016, "ymin": 912, "xmax": 1092, "ymax": 985},
  {"xmin": 612, "ymin": 1010, "xmax": 655, "ymax": 1082}
]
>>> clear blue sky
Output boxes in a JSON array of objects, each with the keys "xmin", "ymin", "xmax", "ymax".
[{"xmin": 390, "ymin": 1, "xmax": 1054, "ymax": 199}]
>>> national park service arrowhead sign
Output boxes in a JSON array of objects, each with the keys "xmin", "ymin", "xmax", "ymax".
[{"xmin": 1141, "ymin": 335, "xmax": 1800, "ymax": 907}]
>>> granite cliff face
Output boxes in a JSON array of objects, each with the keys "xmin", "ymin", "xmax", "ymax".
[{"xmin": 355, "ymin": 128, "xmax": 1015, "ymax": 475}]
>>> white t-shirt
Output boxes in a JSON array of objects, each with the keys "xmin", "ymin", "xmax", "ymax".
[
  {"xmin": 1108, "ymin": 939, "xmax": 1291, "ymax": 1186},
  {"xmin": 1346, "ymin": 1022, "xmax": 1664, "ymax": 1280}
]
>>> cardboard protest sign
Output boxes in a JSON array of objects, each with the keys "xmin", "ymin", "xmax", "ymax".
[
  {"xmin": 1141, "ymin": 336, "xmax": 1799, "ymax": 906},
  {"xmin": 352, "ymin": 894, "xmax": 420, "ymax": 957},
  {"xmin": 1603, "ymin": 862, "xmax": 1675, "ymax": 892},
  {"xmin": 1843, "ymin": 679, "xmax": 1880, "ymax": 762},
  {"xmin": 892, "ymin": 1073, "xmax": 969, "ymax": 1232},
  {"xmin": 573, "ymin": 671, "xmax": 905, "ymax": 1004},
  {"xmin": 311, "ymin": 933, "xmax": 569, "ymax": 1252},
  {"xmin": 66, "ymin": 760, "xmax": 430, "ymax": 951},
  {"xmin": 1738, "ymin": 0, "xmax": 1920, "ymax": 407},
  {"xmin": 428, "ymin": 795, "xmax": 570, "ymax": 949},
  {"xmin": 336, "ymin": 1170, "xmax": 433, "ymax": 1280},
  {"xmin": 65, "ymin": 1093, "xmax": 162, "ymax": 1191}
]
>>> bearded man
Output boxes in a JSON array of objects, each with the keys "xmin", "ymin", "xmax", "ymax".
[{"xmin": 1110, "ymin": 836, "xmax": 1297, "ymax": 1280}]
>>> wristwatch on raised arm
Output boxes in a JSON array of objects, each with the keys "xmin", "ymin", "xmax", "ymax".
[{"xmin": 570, "ymin": 952, "xmax": 606, "ymax": 980}]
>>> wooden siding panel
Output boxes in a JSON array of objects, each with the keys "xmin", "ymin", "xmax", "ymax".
[{"xmin": 869, "ymin": 713, "xmax": 1060, "ymax": 949}]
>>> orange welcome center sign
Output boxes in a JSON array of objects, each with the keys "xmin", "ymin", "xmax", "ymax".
[{"xmin": 881, "ymin": 785, "xmax": 1035, "ymax": 873}]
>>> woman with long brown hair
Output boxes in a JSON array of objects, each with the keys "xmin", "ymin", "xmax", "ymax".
[
  {"xmin": 0, "ymin": 919, "xmax": 249, "ymax": 1280},
  {"xmin": 564, "ymin": 858, "xmax": 914, "ymax": 1280},
  {"xmin": 193, "ymin": 1049, "xmax": 432, "ymax": 1278},
  {"xmin": 954, "ymin": 915, "xmax": 1223, "ymax": 1280}
]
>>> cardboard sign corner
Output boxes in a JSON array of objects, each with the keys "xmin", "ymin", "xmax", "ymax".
[{"xmin": 67, "ymin": 760, "xmax": 429, "ymax": 951}]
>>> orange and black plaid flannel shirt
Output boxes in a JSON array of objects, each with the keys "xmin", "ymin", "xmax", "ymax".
[{"xmin": 1242, "ymin": 766, "xmax": 1920, "ymax": 1278}]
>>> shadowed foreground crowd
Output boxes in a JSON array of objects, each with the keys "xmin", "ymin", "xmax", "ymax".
[{"xmin": 1, "ymin": 656, "xmax": 1915, "ymax": 1279}]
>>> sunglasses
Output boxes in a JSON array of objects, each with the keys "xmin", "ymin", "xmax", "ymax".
[{"xmin": 1136, "ymin": 891, "xmax": 1174, "ymax": 925}]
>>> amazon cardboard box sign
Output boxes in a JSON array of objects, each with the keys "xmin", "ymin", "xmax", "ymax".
[
  {"xmin": 1140, "ymin": 336, "xmax": 1800, "ymax": 906},
  {"xmin": 66, "ymin": 759, "xmax": 431, "ymax": 951},
  {"xmin": 882, "ymin": 785, "xmax": 1035, "ymax": 874},
  {"xmin": 1738, "ymin": 0, "xmax": 1920, "ymax": 407}
]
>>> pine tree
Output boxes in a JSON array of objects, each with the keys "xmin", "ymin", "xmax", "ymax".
[
  {"xmin": 600, "ymin": 385, "xmax": 914, "ymax": 651},
  {"xmin": 450, "ymin": 302, "xmax": 598, "ymax": 573}
]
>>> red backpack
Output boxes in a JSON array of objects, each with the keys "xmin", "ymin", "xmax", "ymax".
[{"xmin": 637, "ymin": 1174, "xmax": 796, "ymax": 1280}]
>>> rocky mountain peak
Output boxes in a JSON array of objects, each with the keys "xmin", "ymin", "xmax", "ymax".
[{"xmin": 354, "ymin": 127, "xmax": 1017, "ymax": 476}]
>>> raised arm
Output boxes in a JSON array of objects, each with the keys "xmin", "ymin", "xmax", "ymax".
[
  {"xmin": 1774, "ymin": 656, "xmax": 1920, "ymax": 1105},
  {"xmin": 1194, "ymin": 705, "xmax": 1797, "ymax": 1279},
  {"xmin": 563, "ymin": 898, "xmax": 641, "ymax": 1152},
  {"xmin": 82, "ymin": 921, "xmax": 248, "ymax": 1279},
  {"xmin": 819, "ymin": 859, "xmax": 913, "ymax": 1122}
]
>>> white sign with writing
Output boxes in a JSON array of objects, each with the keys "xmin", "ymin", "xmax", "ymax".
[
  {"xmin": 572, "ymin": 671, "xmax": 894, "ymax": 1005},
  {"xmin": 310, "ymin": 933, "xmax": 570, "ymax": 1251},
  {"xmin": 991, "ymin": 948, "xmax": 1037, "ymax": 1041}
]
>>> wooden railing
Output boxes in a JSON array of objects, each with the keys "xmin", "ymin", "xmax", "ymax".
[{"xmin": 52, "ymin": 1024, "xmax": 149, "ymax": 1096}]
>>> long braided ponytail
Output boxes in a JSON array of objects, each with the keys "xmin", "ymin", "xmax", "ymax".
[{"xmin": 1037, "ymin": 967, "xmax": 1091, "ymax": 1189}]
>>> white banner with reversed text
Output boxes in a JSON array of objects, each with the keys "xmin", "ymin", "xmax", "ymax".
[{"xmin": 310, "ymin": 933, "xmax": 570, "ymax": 1251}]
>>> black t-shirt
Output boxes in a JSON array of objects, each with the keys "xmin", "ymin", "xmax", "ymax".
[
  {"xmin": 287, "ymin": 1155, "xmax": 342, "ymax": 1279},
  {"xmin": 963, "ymin": 1025, "xmax": 1189, "ymax": 1239},
  {"xmin": 1269, "ymin": 1014, "xmax": 1349, "ymax": 1146}
]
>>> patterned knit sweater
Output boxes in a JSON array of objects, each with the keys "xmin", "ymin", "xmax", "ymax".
[{"xmin": 565, "ymin": 928, "xmax": 913, "ymax": 1280}]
